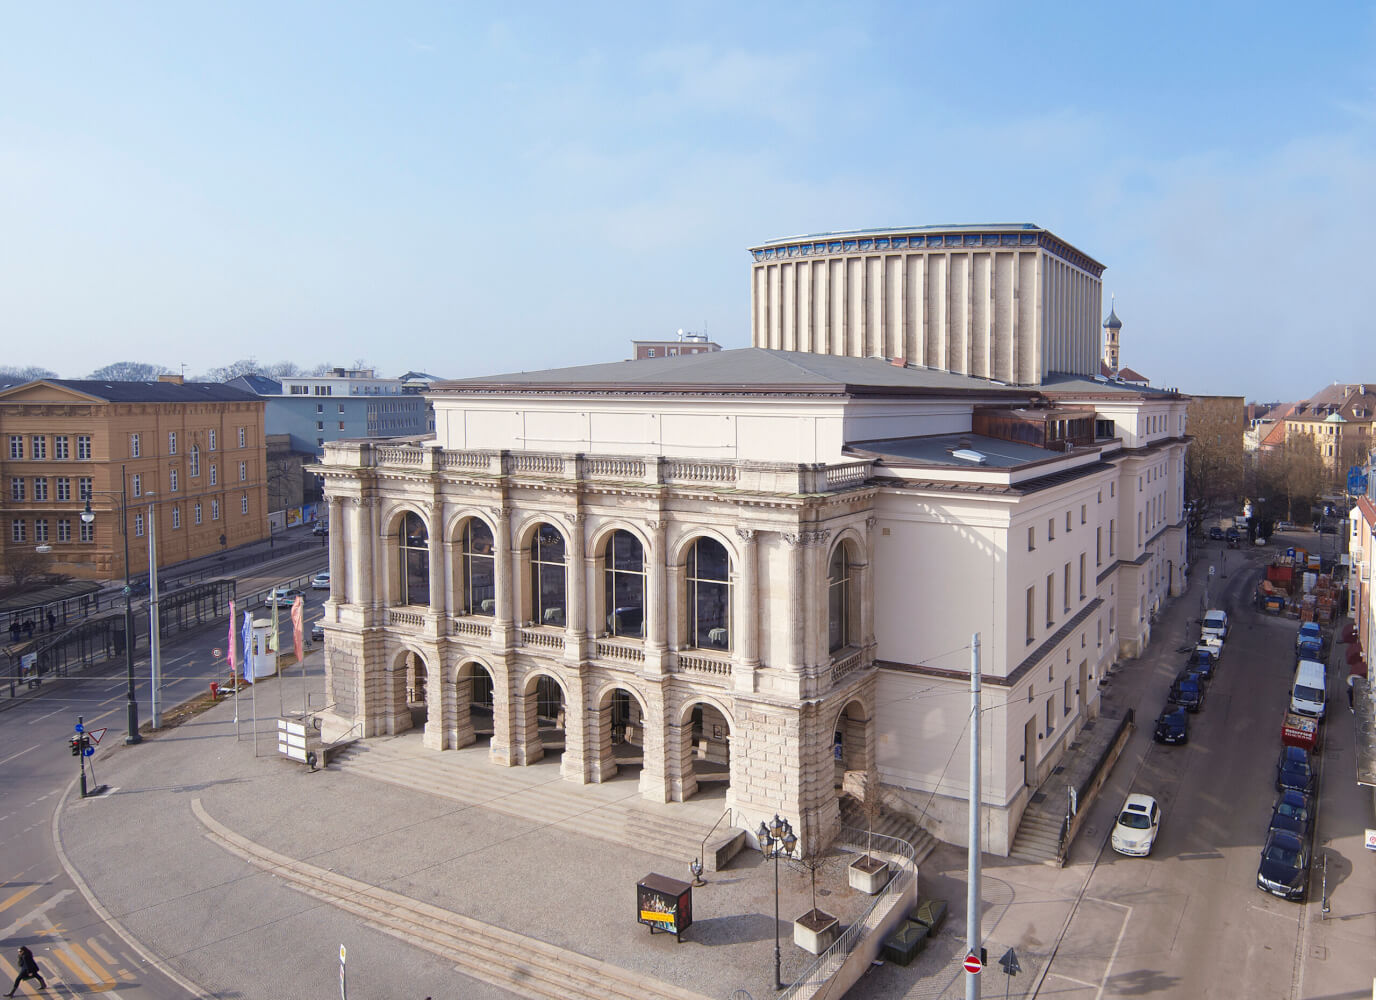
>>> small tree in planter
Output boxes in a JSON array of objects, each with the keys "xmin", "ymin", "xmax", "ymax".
[
  {"xmin": 789, "ymin": 852, "xmax": 841, "ymax": 955},
  {"xmin": 849, "ymin": 770, "xmax": 890, "ymax": 894}
]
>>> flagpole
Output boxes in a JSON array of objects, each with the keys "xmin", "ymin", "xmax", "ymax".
[{"xmin": 273, "ymin": 593, "xmax": 284, "ymax": 718}]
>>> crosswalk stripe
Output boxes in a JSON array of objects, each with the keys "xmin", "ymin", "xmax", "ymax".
[
  {"xmin": 54, "ymin": 945, "xmax": 110, "ymax": 991},
  {"xmin": 87, "ymin": 939, "xmax": 116, "ymax": 965},
  {"xmin": 66, "ymin": 940, "xmax": 117, "ymax": 987},
  {"xmin": 0, "ymin": 885, "xmax": 40, "ymax": 914}
]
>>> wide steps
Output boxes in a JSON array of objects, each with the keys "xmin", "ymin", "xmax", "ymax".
[
  {"xmin": 333, "ymin": 740, "xmax": 745, "ymax": 872},
  {"xmin": 193, "ymin": 799, "xmax": 711, "ymax": 1000},
  {"xmin": 837, "ymin": 795, "xmax": 941, "ymax": 867}
]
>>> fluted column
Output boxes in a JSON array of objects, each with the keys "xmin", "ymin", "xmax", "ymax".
[
  {"xmin": 427, "ymin": 503, "xmax": 445, "ymax": 622},
  {"xmin": 784, "ymin": 530, "xmax": 806, "ymax": 670},
  {"xmin": 565, "ymin": 512, "xmax": 586, "ymax": 661},
  {"xmin": 357, "ymin": 496, "xmax": 377, "ymax": 615},
  {"xmin": 734, "ymin": 527, "xmax": 758, "ymax": 692},
  {"xmin": 328, "ymin": 496, "xmax": 345, "ymax": 604},
  {"xmin": 644, "ymin": 518, "xmax": 668, "ymax": 674},
  {"xmin": 490, "ymin": 506, "xmax": 514, "ymax": 627},
  {"xmin": 861, "ymin": 516, "xmax": 877, "ymax": 652},
  {"xmin": 808, "ymin": 528, "xmax": 832, "ymax": 668}
]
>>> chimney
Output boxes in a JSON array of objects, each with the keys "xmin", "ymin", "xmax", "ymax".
[{"xmin": 157, "ymin": 374, "xmax": 185, "ymax": 385}]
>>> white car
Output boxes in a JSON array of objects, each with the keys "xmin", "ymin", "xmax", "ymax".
[
  {"xmin": 310, "ymin": 571, "xmax": 331, "ymax": 590},
  {"xmin": 1111, "ymin": 793, "xmax": 1161, "ymax": 856},
  {"xmin": 1200, "ymin": 609, "xmax": 1229, "ymax": 642}
]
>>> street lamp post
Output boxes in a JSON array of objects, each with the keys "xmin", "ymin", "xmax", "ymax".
[
  {"xmin": 757, "ymin": 813, "xmax": 798, "ymax": 991},
  {"xmin": 146, "ymin": 492, "xmax": 161, "ymax": 728},
  {"xmin": 80, "ymin": 465, "xmax": 140, "ymax": 745}
]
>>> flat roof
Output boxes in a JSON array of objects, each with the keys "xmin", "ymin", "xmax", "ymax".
[{"xmin": 848, "ymin": 432, "xmax": 1063, "ymax": 470}]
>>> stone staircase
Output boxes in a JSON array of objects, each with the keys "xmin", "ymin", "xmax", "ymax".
[
  {"xmin": 331, "ymin": 736, "xmax": 747, "ymax": 872},
  {"xmin": 193, "ymin": 799, "xmax": 712, "ymax": 1000},
  {"xmin": 1008, "ymin": 804, "xmax": 1066, "ymax": 865},
  {"xmin": 837, "ymin": 793, "xmax": 941, "ymax": 867}
]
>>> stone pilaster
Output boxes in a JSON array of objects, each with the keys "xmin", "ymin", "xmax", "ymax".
[
  {"xmin": 489, "ymin": 506, "xmax": 516, "ymax": 649},
  {"xmin": 783, "ymin": 530, "xmax": 807, "ymax": 671},
  {"xmin": 487, "ymin": 651, "xmax": 517, "ymax": 766},
  {"xmin": 327, "ymin": 496, "xmax": 345, "ymax": 604},
  {"xmin": 427, "ymin": 502, "xmax": 445, "ymax": 623},
  {"xmin": 588, "ymin": 695, "xmax": 618, "ymax": 783},
  {"xmin": 564, "ymin": 512, "xmax": 587, "ymax": 663},
  {"xmin": 638, "ymin": 680, "xmax": 670, "ymax": 802},
  {"xmin": 734, "ymin": 526, "xmax": 759, "ymax": 692},
  {"xmin": 559, "ymin": 670, "xmax": 590, "ymax": 784},
  {"xmin": 643, "ymin": 518, "xmax": 669, "ymax": 675}
]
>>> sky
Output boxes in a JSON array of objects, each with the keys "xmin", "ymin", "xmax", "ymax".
[{"xmin": 2, "ymin": 2, "xmax": 1373, "ymax": 400}]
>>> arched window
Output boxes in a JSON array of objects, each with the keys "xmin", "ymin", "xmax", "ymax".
[
  {"xmin": 604, "ymin": 530, "xmax": 644, "ymax": 637},
  {"xmin": 189, "ymin": 445, "xmax": 200, "ymax": 478},
  {"xmin": 530, "ymin": 523, "xmax": 566, "ymax": 626},
  {"xmin": 399, "ymin": 511, "xmax": 429, "ymax": 605},
  {"xmin": 686, "ymin": 536, "xmax": 731, "ymax": 650},
  {"xmin": 828, "ymin": 544, "xmax": 852, "ymax": 653},
  {"xmin": 460, "ymin": 519, "xmax": 495, "ymax": 615}
]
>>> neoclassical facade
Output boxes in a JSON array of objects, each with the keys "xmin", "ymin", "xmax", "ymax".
[{"xmin": 316, "ymin": 344, "xmax": 1189, "ymax": 856}]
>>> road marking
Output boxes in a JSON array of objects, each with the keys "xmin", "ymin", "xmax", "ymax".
[
  {"xmin": 27, "ymin": 708, "xmax": 63, "ymax": 724},
  {"xmin": 58, "ymin": 938, "xmax": 118, "ymax": 988},
  {"xmin": 1087, "ymin": 897, "xmax": 1132, "ymax": 1000},
  {"xmin": 0, "ymin": 743, "xmax": 41, "ymax": 767},
  {"xmin": 0, "ymin": 884, "xmax": 40, "ymax": 914}
]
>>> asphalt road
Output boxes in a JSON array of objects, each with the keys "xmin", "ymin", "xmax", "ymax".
[
  {"xmin": 1037, "ymin": 536, "xmax": 1350, "ymax": 1000},
  {"xmin": 0, "ymin": 553, "xmax": 328, "ymax": 999}
]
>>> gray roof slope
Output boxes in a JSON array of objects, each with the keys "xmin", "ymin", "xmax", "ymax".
[
  {"xmin": 226, "ymin": 374, "xmax": 284, "ymax": 396},
  {"xmin": 433, "ymin": 348, "xmax": 1033, "ymax": 396},
  {"xmin": 1041, "ymin": 372, "xmax": 1180, "ymax": 397},
  {"xmin": 8, "ymin": 379, "xmax": 260, "ymax": 403}
]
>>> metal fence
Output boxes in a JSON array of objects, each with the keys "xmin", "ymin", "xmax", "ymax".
[{"xmin": 779, "ymin": 828, "xmax": 918, "ymax": 1000}]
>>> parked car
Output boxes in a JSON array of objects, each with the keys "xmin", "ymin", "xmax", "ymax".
[
  {"xmin": 1257, "ymin": 829, "xmax": 1309, "ymax": 900},
  {"xmin": 1200, "ymin": 609, "xmax": 1229, "ymax": 641},
  {"xmin": 1153, "ymin": 707, "xmax": 1189, "ymax": 745},
  {"xmin": 270, "ymin": 586, "xmax": 304, "ymax": 602},
  {"xmin": 1295, "ymin": 623, "xmax": 1323, "ymax": 656},
  {"xmin": 1184, "ymin": 649, "xmax": 1216, "ymax": 681},
  {"xmin": 1111, "ymin": 793, "xmax": 1161, "ymax": 856},
  {"xmin": 310, "ymin": 620, "xmax": 325, "ymax": 642},
  {"xmin": 1226, "ymin": 527, "xmax": 1240, "ymax": 546},
  {"xmin": 1208, "ymin": 526, "xmax": 1224, "ymax": 540},
  {"xmin": 1276, "ymin": 520, "xmax": 1294, "ymax": 532},
  {"xmin": 1268, "ymin": 789, "xmax": 1313, "ymax": 839},
  {"xmin": 1274, "ymin": 745, "xmax": 1315, "ymax": 795},
  {"xmin": 312, "ymin": 522, "xmax": 328, "ymax": 536},
  {"xmin": 1168, "ymin": 669, "xmax": 1207, "ymax": 712},
  {"xmin": 310, "ymin": 571, "xmax": 331, "ymax": 590}
]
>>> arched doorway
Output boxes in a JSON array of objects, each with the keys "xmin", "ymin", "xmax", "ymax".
[
  {"xmin": 386, "ymin": 648, "xmax": 431, "ymax": 736},
  {"xmin": 832, "ymin": 698, "xmax": 876, "ymax": 831},
  {"xmin": 590, "ymin": 684, "xmax": 650, "ymax": 786},
  {"xmin": 516, "ymin": 670, "xmax": 567, "ymax": 766},
  {"xmin": 677, "ymin": 700, "xmax": 732, "ymax": 802},
  {"xmin": 451, "ymin": 659, "xmax": 497, "ymax": 750}
]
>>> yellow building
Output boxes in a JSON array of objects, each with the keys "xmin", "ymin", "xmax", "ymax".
[{"xmin": 0, "ymin": 376, "xmax": 269, "ymax": 583}]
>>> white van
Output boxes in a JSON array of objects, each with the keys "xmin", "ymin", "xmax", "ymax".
[{"xmin": 1290, "ymin": 659, "xmax": 1327, "ymax": 719}]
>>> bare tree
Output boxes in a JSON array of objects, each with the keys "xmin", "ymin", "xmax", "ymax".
[
  {"xmin": 5, "ymin": 548, "xmax": 53, "ymax": 589},
  {"xmin": 200, "ymin": 359, "xmax": 325, "ymax": 382},
  {"xmin": 1258, "ymin": 434, "xmax": 1326, "ymax": 522},
  {"xmin": 786, "ymin": 851, "xmax": 839, "ymax": 928},
  {"xmin": 87, "ymin": 361, "xmax": 168, "ymax": 381},
  {"xmin": 1185, "ymin": 402, "xmax": 1246, "ymax": 513},
  {"xmin": 0, "ymin": 365, "xmax": 59, "ymax": 383}
]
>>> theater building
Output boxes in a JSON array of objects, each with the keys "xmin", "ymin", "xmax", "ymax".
[{"xmin": 315, "ymin": 225, "xmax": 1188, "ymax": 856}]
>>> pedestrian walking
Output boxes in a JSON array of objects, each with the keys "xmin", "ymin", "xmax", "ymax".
[
  {"xmin": 8, "ymin": 620, "xmax": 18, "ymax": 643},
  {"xmin": 22, "ymin": 620, "xmax": 34, "ymax": 640},
  {"xmin": 46, "ymin": 611, "xmax": 56, "ymax": 633},
  {"xmin": 6, "ymin": 945, "xmax": 46, "ymax": 995}
]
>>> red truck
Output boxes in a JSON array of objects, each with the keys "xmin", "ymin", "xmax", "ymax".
[{"xmin": 1281, "ymin": 711, "xmax": 1319, "ymax": 752}]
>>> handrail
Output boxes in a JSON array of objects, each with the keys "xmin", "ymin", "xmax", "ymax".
[{"xmin": 696, "ymin": 808, "xmax": 733, "ymax": 878}]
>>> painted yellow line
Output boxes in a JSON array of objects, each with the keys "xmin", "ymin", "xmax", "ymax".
[
  {"xmin": 53, "ymin": 944, "xmax": 112, "ymax": 991},
  {"xmin": 0, "ymin": 884, "xmax": 40, "ymax": 914},
  {"xmin": 67, "ymin": 939, "xmax": 117, "ymax": 987},
  {"xmin": 87, "ymin": 939, "xmax": 117, "ymax": 965}
]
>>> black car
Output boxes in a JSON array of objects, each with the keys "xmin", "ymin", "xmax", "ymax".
[
  {"xmin": 1208, "ymin": 526, "xmax": 1224, "ymax": 540},
  {"xmin": 1153, "ymin": 707, "xmax": 1189, "ymax": 745},
  {"xmin": 1275, "ymin": 746, "xmax": 1315, "ymax": 795},
  {"xmin": 1184, "ymin": 650, "xmax": 1216, "ymax": 681},
  {"xmin": 1268, "ymin": 789, "xmax": 1313, "ymax": 838},
  {"xmin": 1168, "ymin": 670, "xmax": 1206, "ymax": 712},
  {"xmin": 1257, "ymin": 829, "xmax": 1309, "ymax": 900}
]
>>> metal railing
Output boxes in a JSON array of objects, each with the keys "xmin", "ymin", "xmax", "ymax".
[{"xmin": 779, "ymin": 828, "xmax": 917, "ymax": 1000}]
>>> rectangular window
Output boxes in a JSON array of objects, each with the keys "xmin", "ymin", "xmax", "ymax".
[
  {"xmin": 316, "ymin": 403, "xmax": 324, "ymax": 413},
  {"xmin": 11, "ymin": 519, "xmax": 25, "ymax": 542},
  {"xmin": 1079, "ymin": 553, "xmax": 1086, "ymax": 599},
  {"xmin": 211, "ymin": 499, "xmax": 220, "ymax": 520},
  {"xmin": 648, "ymin": 348, "xmax": 656, "ymax": 357},
  {"xmin": 31, "ymin": 435, "xmax": 46, "ymax": 459},
  {"xmin": 1097, "ymin": 619, "xmax": 1103, "ymax": 646},
  {"xmin": 338, "ymin": 404, "xmax": 344, "ymax": 414},
  {"xmin": 54, "ymin": 436, "xmax": 69, "ymax": 459},
  {"xmin": 132, "ymin": 474, "xmax": 142, "ymax": 498},
  {"xmin": 56, "ymin": 478, "xmax": 70, "ymax": 502},
  {"xmin": 1096, "ymin": 527, "xmax": 1102, "ymax": 566},
  {"xmin": 1026, "ymin": 587, "xmax": 1036, "ymax": 643},
  {"xmin": 8, "ymin": 436, "xmax": 21, "ymax": 459},
  {"xmin": 1080, "ymin": 504, "xmax": 1087, "ymax": 524},
  {"xmin": 10, "ymin": 478, "xmax": 24, "ymax": 502},
  {"xmin": 1046, "ymin": 573, "xmax": 1055, "ymax": 627},
  {"xmin": 1066, "ymin": 511, "xmax": 1072, "ymax": 532},
  {"xmin": 1109, "ymin": 607, "xmax": 1116, "ymax": 633},
  {"xmin": 189, "ymin": 448, "xmax": 199, "ymax": 477},
  {"xmin": 194, "ymin": 502, "xmax": 202, "ymax": 525},
  {"xmin": 1064, "ymin": 678, "xmax": 1072, "ymax": 715},
  {"xmin": 57, "ymin": 518, "xmax": 71, "ymax": 542},
  {"xmin": 208, "ymin": 429, "xmax": 216, "ymax": 451},
  {"xmin": 209, "ymin": 464, "xmax": 217, "ymax": 485},
  {"xmin": 238, "ymin": 427, "xmax": 246, "ymax": 448},
  {"xmin": 316, "ymin": 421, "xmax": 324, "ymax": 431},
  {"xmin": 1048, "ymin": 518, "xmax": 1055, "ymax": 541},
  {"xmin": 172, "ymin": 506, "xmax": 181, "ymax": 529},
  {"xmin": 1110, "ymin": 482, "xmax": 1115, "ymax": 498},
  {"xmin": 1046, "ymin": 696, "xmax": 1055, "ymax": 734},
  {"xmin": 338, "ymin": 421, "xmax": 345, "ymax": 430},
  {"xmin": 78, "ymin": 477, "xmax": 92, "ymax": 501},
  {"xmin": 77, "ymin": 435, "xmax": 91, "ymax": 460},
  {"xmin": 169, "ymin": 468, "xmax": 178, "ymax": 492},
  {"xmin": 241, "ymin": 494, "xmax": 249, "ymax": 515},
  {"xmin": 33, "ymin": 478, "xmax": 48, "ymax": 501},
  {"xmin": 1109, "ymin": 519, "xmax": 1115, "ymax": 557},
  {"xmin": 168, "ymin": 431, "xmax": 177, "ymax": 454},
  {"xmin": 79, "ymin": 519, "xmax": 93, "ymax": 542},
  {"xmin": 134, "ymin": 513, "xmax": 144, "ymax": 537},
  {"xmin": 1028, "ymin": 526, "xmax": 1035, "ymax": 551},
  {"xmin": 1063, "ymin": 562, "xmax": 1071, "ymax": 611},
  {"xmin": 34, "ymin": 519, "xmax": 48, "ymax": 542},
  {"xmin": 239, "ymin": 461, "xmax": 247, "ymax": 481},
  {"xmin": 131, "ymin": 433, "xmax": 141, "ymax": 458}
]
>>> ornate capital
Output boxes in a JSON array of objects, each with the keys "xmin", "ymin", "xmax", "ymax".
[
  {"xmin": 568, "ymin": 511, "xmax": 586, "ymax": 525},
  {"xmin": 734, "ymin": 526, "xmax": 757, "ymax": 543},
  {"xmin": 811, "ymin": 527, "xmax": 833, "ymax": 545},
  {"xmin": 488, "ymin": 505, "xmax": 514, "ymax": 521},
  {"xmin": 645, "ymin": 518, "xmax": 667, "ymax": 532},
  {"xmin": 865, "ymin": 515, "xmax": 878, "ymax": 530},
  {"xmin": 782, "ymin": 531, "xmax": 805, "ymax": 547}
]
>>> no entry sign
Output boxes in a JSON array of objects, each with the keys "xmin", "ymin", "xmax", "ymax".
[{"xmin": 963, "ymin": 953, "xmax": 983, "ymax": 974}]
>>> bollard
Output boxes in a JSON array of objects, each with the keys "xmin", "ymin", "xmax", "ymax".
[{"xmin": 210, "ymin": 681, "xmax": 220, "ymax": 699}]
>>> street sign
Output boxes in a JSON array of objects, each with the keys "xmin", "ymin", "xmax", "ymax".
[
  {"xmin": 83, "ymin": 746, "xmax": 94, "ymax": 757},
  {"xmin": 999, "ymin": 947, "xmax": 1021, "ymax": 975},
  {"xmin": 963, "ymin": 953, "xmax": 983, "ymax": 974},
  {"xmin": 87, "ymin": 728, "xmax": 107, "ymax": 745},
  {"xmin": 74, "ymin": 722, "xmax": 84, "ymax": 733}
]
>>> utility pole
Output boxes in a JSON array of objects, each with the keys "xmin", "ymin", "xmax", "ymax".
[
  {"xmin": 967, "ymin": 633, "xmax": 982, "ymax": 1000},
  {"xmin": 147, "ymin": 494, "xmax": 162, "ymax": 728}
]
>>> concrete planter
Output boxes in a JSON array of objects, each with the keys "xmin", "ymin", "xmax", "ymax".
[
  {"xmin": 848, "ymin": 855, "xmax": 890, "ymax": 895},
  {"xmin": 793, "ymin": 909, "xmax": 840, "ymax": 955}
]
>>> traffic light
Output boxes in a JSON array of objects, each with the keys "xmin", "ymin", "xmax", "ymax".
[{"xmin": 70, "ymin": 735, "xmax": 80, "ymax": 756}]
